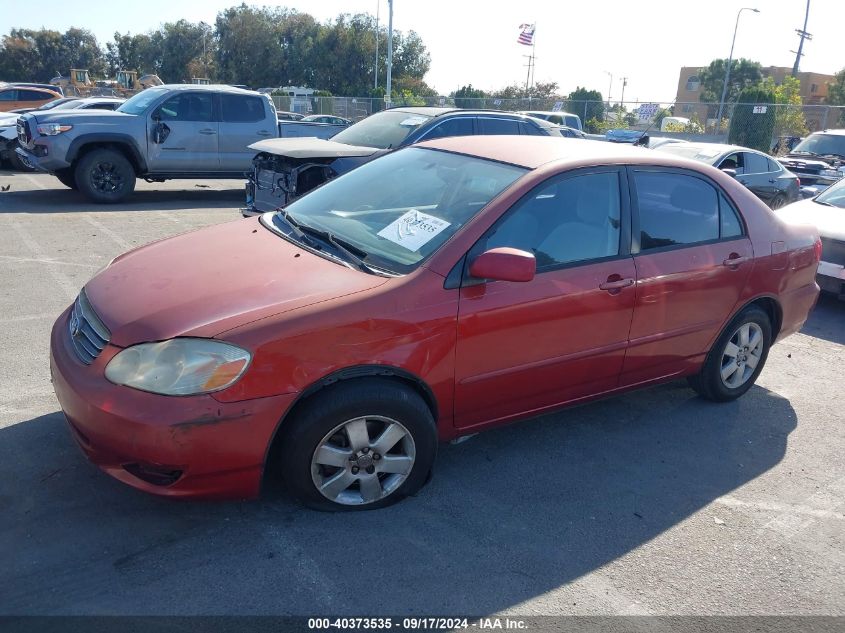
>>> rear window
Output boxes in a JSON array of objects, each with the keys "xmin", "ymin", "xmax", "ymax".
[
  {"xmin": 221, "ymin": 94, "xmax": 265, "ymax": 122},
  {"xmin": 477, "ymin": 117, "xmax": 521, "ymax": 135}
]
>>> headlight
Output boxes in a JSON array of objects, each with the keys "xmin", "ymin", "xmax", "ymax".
[
  {"xmin": 105, "ymin": 339, "xmax": 251, "ymax": 395},
  {"xmin": 36, "ymin": 123, "xmax": 73, "ymax": 136}
]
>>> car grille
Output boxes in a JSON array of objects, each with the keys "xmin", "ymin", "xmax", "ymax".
[
  {"xmin": 16, "ymin": 117, "xmax": 31, "ymax": 146},
  {"xmin": 68, "ymin": 290, "xmax": 111, "ymax": 365},
  {"xmin": 821, "ymin": 237, "xmax": 845, "ymax": 268}
]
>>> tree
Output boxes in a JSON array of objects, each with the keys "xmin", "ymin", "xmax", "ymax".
[
  {"xmin": 729, "ymin": 85, "xmax": 776, "ymax": 152},
  {"xmin": 827, "ymin": 67, "xmax": 845, "ymax": 126},
  {"xmin": 452, "ymin": 84, "xmax": 487, "ymax": 108},
  {"xmin": 565, "ymin": 87, "xmax": 604, "ymax": 128},
  {"xmin": 758, "ymin": 76, "xmax": 808, "ymax": 139},
  {"xmin": 106, "ymin": 32, "xmax": 158, "ymax": 76},
  {"xmin": 0, "ymin": 27, "xmax": 105, "ymax": 82},
  {"xmin": 698, "ymin": 58, "xmax": 763, "ymax": 115},
  {"xmin": 155, "ymin": 20, "xmax": 209, "ymax": 83}
]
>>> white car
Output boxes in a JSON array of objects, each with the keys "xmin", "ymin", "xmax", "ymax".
[{"xmin": 776, "ymin": 178, "xmax": 845, "ymax": 299}]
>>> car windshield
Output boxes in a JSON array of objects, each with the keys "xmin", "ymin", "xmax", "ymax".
[
  {"xmin": 268, "ymin": 147, "xmax": 526, "ymax": 273},
  {"xmin": 657, "ymin": 144, "xmax": 723, "ymax": 164},
  {"xmin": 815, "ymin": 178, "xmax": 845, "ymax": 208},
  {"xmin": 791, "ymin": 134, "xmax": 845, "ymax": 158},
  {"xmin": 331, "ymin": 110, "xmax": 433, "ymax": 149},
  {"xmin": 118, "ymin": 88, "xmax": 168, "ymax": 115}
]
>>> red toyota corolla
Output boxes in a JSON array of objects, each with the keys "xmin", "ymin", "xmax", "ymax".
[{"xmin": 50, "ymin": 136, "xmax": 820, "ymax": 510}]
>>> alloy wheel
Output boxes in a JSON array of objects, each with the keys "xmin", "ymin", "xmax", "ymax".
[
  {"xmin": 310, "ymin": 415, "xmax": 416, "ymax": 506},
  {"xmin": 720, "ymin": 322, "xmax": 764, "ymax": 389}
]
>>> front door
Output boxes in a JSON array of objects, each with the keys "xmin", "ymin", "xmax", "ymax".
[
  {"xmin": 621, "ymin": 168, "xmax": 753, "ymax": 386},
  {"xmin": 147, "ymin": 91, "xmax": 218, "ymax": 172},
  {"xmin": 454, "ymin": 169, "xmax": 636, "ymax": 430}
]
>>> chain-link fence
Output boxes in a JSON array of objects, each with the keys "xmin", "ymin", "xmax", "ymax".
[{"xmin": 272, "ymin": 95, "xmax": 845, "ymax": 153}]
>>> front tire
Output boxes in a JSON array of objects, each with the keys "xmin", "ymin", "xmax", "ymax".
[
  {"xmin": 688, "ymin": 305, "xmax": 772, "ymax": 402},
  {"xmin": 8, "ymin": 142, "xmax": 35, "ymax": 172},
  {"xmin": 74, "ymin": 149, "xmax": 136, "ymax": 203},
  {"xmin": 275, "ymin": 379, "xmax": 437, "ymax": 511}
]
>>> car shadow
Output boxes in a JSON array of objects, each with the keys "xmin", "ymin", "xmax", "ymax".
[
  {"xmin": 800, "ymin": 293, "xmax": 845, "ymax": 345},
  {"xmin": 0, "ymin": 381, "xmax": 795, "ymax": 615},
  {"xmin": 0, "ymin": 173, "xmax": 245, "ymax": 214}
]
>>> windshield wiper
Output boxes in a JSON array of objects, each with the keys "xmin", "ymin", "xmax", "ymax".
[
  {"xmin": 274, "ymin": 208, "xmax": 321, "ymax": 249},
  {"xmin": 295, "ymin": 223, "xmax": 387, "ymax": 275}
]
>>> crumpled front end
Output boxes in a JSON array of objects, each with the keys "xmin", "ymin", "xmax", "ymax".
[{"xmin": 243, "ymin": 152, "xmax": 337, "ymax": 216}]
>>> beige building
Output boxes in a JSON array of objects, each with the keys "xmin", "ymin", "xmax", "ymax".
[{"xmin": 674, "ymin": 66, "xmax": 836, "ymax": 132}]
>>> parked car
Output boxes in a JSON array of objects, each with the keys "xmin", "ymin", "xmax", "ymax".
[
  {"xmin": 0, "ymin": 86, "xmax": 61, "ymax": 112},
  {"xmin": 49, "ymin": 137, "xmax": 820, "ymax": 509},
  {"xmin": 777, "ymin": 129, "xmax": 845, "ymax": 196},
  {"xmin": 276, "ymin": 110, "xmax": 304, "ymax": 121},
  {"xmin": 15, "ymin": 85, "xmax": 330, "ymax": 202},
  {"xmin": 776, "ymin": 177, "xmax": 845, "ymax": 299},
  {"xmin": 519, "ymin": 110, "xmax": 583, "ymax": 131},
  {"xmin": 302, "ymin": 114, "xmax": 351, "ymax": 126},
  {"xmin": 657, "ymin": 142, "xmax": 800, "ymax": 209},
  {"xmin": 244, "ymin": 107, "xmax": 567, "ymax": 215},
  {"xmin": 6, "ymin": 82, "xmax": 64, "ymax": 96},
  {"xmin": 2, "ymin": 97, "xmax": 126, "ymax": 171},
  {"xmin": 556, "ymin": 125, "xmax": 586, "ymax": 139}
]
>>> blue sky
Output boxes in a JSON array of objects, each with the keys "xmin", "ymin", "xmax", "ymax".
[{"xmin": 2, "ymin": 0, "xmax": 843, "ymax": 101}]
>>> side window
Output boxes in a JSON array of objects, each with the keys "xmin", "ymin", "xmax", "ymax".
[
  {"xmin": 156, "ymin": 93, "xmax": 213, "ymax": 122},
  {"xmin": 484, "ymin": 171, "xmax": 621, "ymax": 270},
  {"xmin": 518, "ymin": 121, "xmax": 545, "ymax": 136},
  {"xmin": 421, "ymin": 117, "xmax": 474, "ymax": 140},
  {"xmin": 766, "ymin": 158, "xmax": 781, "ymax": 173},
  {"xmin": 719, "ymin": 194, "xmax": 744, "ymax": 239},
  {"xmin": 478, "ymin": 117, "xmax": 522, "ymax": 135},
  {"xmin": 743, "ymin": 152, "xmax": 769, "ymax": 174},
  {"xmin": 717, "ymin": 152, "xmax": 744, "ymax": 173},
  {"xmin": 0, "ymin": 90, "xmax": 17, "ymax": 101},
  {"xmin": 19, "ymin": 90, "xmax": 48, "ymax": 101},
  {"xmin": 221, "ymin": 94, "xmax": 265, "ymax": 122},
  {"xmin": 634, "ymin": 172, "xmax": 719, "ymax": 251}
]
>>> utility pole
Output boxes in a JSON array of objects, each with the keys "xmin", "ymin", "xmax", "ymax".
[
  {"xmin": 385, "ymin": 0, "xmax": 393, "ymax": 106},
  {"xmin": 620, "ymin": 77, "xmax": 628, "ymax": 111},
  {"xmin": 792, "ymin": 0, "xmax": 812, "ymax": 77},
  {"xmin": 716, "ymin": 7, "xmax": 760, "ymax": 130},
  {"xmin": 604, "ymin": 71, "xmax": 613, "ymax": 109},
  {"xmin": 374, "ymin": 0, "xmax": 380, "ymax": 91}
]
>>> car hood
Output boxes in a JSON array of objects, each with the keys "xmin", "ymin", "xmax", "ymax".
[
  {"xmin": 23, "ymin": 109, "xmax": 134, "ymax": 124},
  {"xmin": 249, "ymin": 137, "xmax": 380, "ymax": 159},
  {"xmin": 775, "ymin": 198, "xmax": 845, "ymax": 242},
  {"xmin": 84, "ymin": 218, "xmax": 388, "ymax": 347}
]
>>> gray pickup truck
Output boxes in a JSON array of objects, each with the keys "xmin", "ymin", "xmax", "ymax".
[{"xmin": 15, "ymin": 84, "xmax": 346, "ymax": 203}]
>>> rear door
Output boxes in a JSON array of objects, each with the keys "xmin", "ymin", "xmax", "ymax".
[
  {"xmin": 621, "ymin": 168, "xmax": 752, "ymax": 386},
  {"xmin": 147, "ymin": 91, "xmax": 218, "ymax": 172},
  {"xmin": 736, "ymin": 151, "xmax": 777, "ymax": 203},
  {"xmin": 218, "ymin": 93, "xmax": 274, "ymax": 171},
  {"xmin": 454, "ymin": 168, "xmax": 636, "ymax": 429}
]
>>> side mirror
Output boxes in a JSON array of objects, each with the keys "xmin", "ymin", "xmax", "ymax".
[
  {"xmin": 721, "ymin": 168, "xmax": 738, "ymax": 178},
  {"xmin": 469, "ymin": 247, "xmax": 536, "ymax": 283},
  {"xmin": 152, "ymin": 121, "xmax": 170, "ymax": 144}
]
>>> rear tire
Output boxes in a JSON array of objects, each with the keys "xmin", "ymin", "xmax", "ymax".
[
  {"xmin": 274, "ymin": 379, "xmax": 437, "ymax": 511},
  {"xmin": 769, "ymin": 193, "xmax": 787, "ymax": 210},
  {"xmin": 54, "ymin": 169, "xmax": 77, "ymax": 190},
  {"xmin": 688, "ymin": 305, "xmax": 772, "ymax": 402},
  {"xmin": 74, "ymin": 148, "xmax": 136, "ymax": 203}
]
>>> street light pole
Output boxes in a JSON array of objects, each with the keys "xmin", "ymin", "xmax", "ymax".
[
  {"xmin": 385, "ymin": 0, "xmax": 393, "ymax": 106},
  {"xmin": 604, "ymin": 71, "xmax": 613, "ymax": 109},
  {"xmin": 716, "ymin": 7, "xmax": 760, "ymax": 130},
  {"xmin": 374, "ymin": 0, "xmax": 380, "ymax": 91}
]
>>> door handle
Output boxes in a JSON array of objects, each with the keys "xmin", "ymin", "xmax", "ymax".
[
  {"xmin": 199, "ymin": 128, "xmax": 217, "ymax": 135},
  {"xmin": 257, "ymin": 130, "xmax": 273, "ymax": 136},
  {"xmin": 599, "ymin": 277, "xmax": 634, "ymax": 291},
  {"xmin": 768, "ymin": 178, "xmax": 777, "ymax": 184},
  {"xmin": 722, "ymin": 255, "xmax": 751, "ymax": 268}
]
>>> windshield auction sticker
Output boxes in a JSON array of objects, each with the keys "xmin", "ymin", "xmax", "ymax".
[{"xmin": 377, "ymin": 209, "xmax": 451, "ymax": 252}]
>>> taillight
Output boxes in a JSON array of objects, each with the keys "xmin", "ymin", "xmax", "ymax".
[{"xmin": 814, "ymin": 237, "xmax": 822, "ymax": 262}]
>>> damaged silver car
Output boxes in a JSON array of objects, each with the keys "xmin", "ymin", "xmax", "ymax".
[{"xmin": 242, "ymin": 107, "xmax": 565, "ymax": 216}]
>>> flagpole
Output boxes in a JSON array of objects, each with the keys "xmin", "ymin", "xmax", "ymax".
[{"xmin": 530, "ymin": 26, "xmax": 536, "ymax": 92}]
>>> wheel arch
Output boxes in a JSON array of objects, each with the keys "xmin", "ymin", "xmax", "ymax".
[
  {"xmin": 68, "ymin": 135, "xmax": 147, "ymax": 173},
  {"xmin": 741, "ymin": 294, "xmax": 783, "ymax": 340},
  {"xmin": 260, "ymin": 365, "xmax": 439, "ymax": 484}
]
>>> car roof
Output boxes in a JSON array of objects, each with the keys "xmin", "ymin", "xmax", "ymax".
[
  {"xmin": 158, "ymin": 84, "xmax": 261, "ymax": 95},
  {"xmin": 660, "ymin": 142, "xmax": 760, "ymax": 155},
  {"xmin": 1, "ymin": 86, "xmax": 60, "ymax": 95},
  {"xmin": 814, "ymin": 129, "xmax": 845, "ymax": 136},
  {"xmin": 417, "ymin": 135, "xmax": 702, "ymax": 170},
  {"xmin": 520, "ymin": 110, "xmax": 580, "ymax": 117},
  {"xmin": 76, "ymin": 97, "xmax": 125, "ymax": 103}
]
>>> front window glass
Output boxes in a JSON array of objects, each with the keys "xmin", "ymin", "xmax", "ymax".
[
  {"xmin": 792, "ymin": 134, "xmax": 845, "ymax": 158},
  {"xmin": 118, "ymin": 87, "xmax": 168, "ymax": 115},
  {"xmin": 331, "ymin": 110, "xmax": 433, "ymax": 149},
  {"xmin": 156, "ymin": 93, "xmax": 213, "ymax": 122},
  {"xmin": 272, "ymin": 147, "xmax": 526, "ymax": 273},
  {"xmin": 815, "ymin": 178, "xmax": 845, "ymax": 208},
  {"xmin": 484, "ymin": 172, "xmax": 621, "ymax": 269}
]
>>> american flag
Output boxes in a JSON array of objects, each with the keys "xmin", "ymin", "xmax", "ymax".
[{"xmin": 517, "ymin": 23, "xmax": 535, "ymax": 46}]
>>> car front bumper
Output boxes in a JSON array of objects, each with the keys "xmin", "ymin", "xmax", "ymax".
[
  {"xmin": 817, "ymin": 260, "xmax": 845, "ymax": 299},
  {"xmin": 50, "ymin": 306, "xmax": 297, "ymax": 499}
]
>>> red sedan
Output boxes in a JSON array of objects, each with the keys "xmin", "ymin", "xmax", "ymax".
[{"xmin": 50, "ymin": 136, "xmax": 821, "ymax": 510}]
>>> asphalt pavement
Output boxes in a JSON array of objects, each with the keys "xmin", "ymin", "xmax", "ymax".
[{"xmin": 0, "ymin": 171, "xmax": 843, "ymax": 617}]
